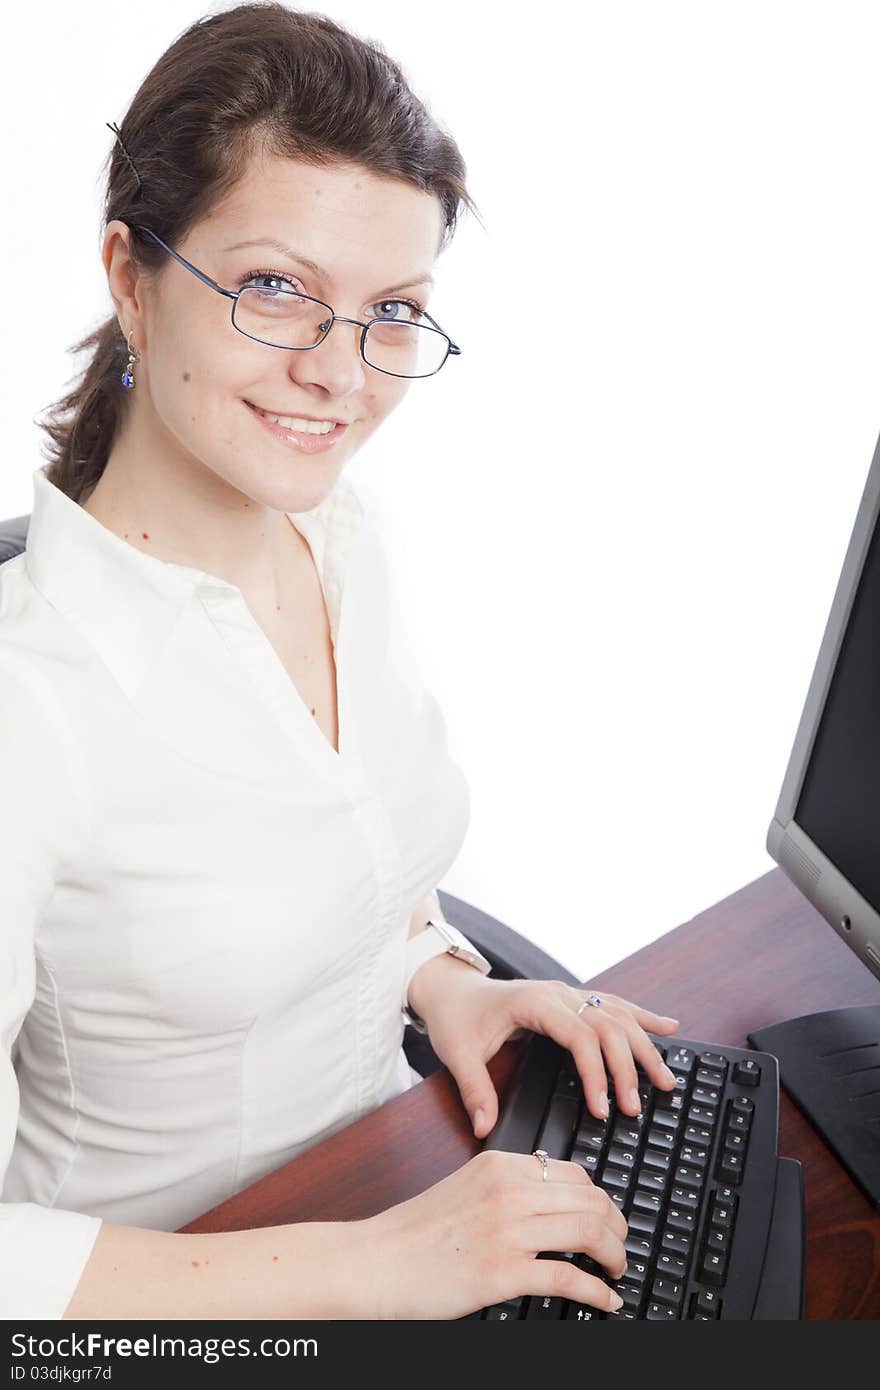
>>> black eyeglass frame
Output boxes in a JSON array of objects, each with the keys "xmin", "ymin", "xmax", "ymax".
[{"xmin": 128, "ymin": 223, "xmax": 461, "ymax": 380}]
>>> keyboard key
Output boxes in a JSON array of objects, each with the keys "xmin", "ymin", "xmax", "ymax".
[
  {"xmin": 635, "ymin": 1168, "xmax": 669, "ymax": 1196},
  {"xmin": 650, "ymin": 1277, "xmax": 684, "ymax": 1308},
  {"xmin": 612, "ymin": 1280, "xmax": 643, "ymax": 1314},
  {"xmin": 656, "ymin": 1251, "xmax": 687, "ymax": 1278},
  {"xmin": 674, "ymin": 1162, "xmax": 705, "ymax": 1190},
  {"xmin": 628, "ymin": 1210, "xmax": 659, "ymax": 1240},
  {"xmin": 563, "ymin": 1302, "xmax": 605, "ymax": 1321},
  {"xmin": 684, "ymin": 1122, "xmax": 713, "ymax": 1146},
  {"xmin": 612, "ymin": 1119, "xmax": 643, "ymax": 1148},
  {"xmin": 570, "ymin": 1146, "xmax": 600, "ymax": 1177},
  {"xmin": 631, "ymin": 1188, "xmax": 663, "ymax": 1216},
  {"xmin": 575, "ymin": 1123, "xmax": 607, "ymax": 1153},
  {"xmin": 660, "ymin": 1228, "xmax": 692, "ymax": 1258},
  {"xmin": 705, "ymin": 1226, "xmax": 732, "ymax": 1255},
  {"xmin": 718, "ymin": 1152, "xmax": 745, "ymax": 1184},
  {"xmin": 646, "ymin": 1301, "xmax": 678, "ymax": 1320},
  {"xmin": 709, "ymin": 1194, "xmax": 738, "ymax": 1230},
  {"xmin": 600, "ymin": 1166, "xmax": 633, "ymax": 1194},
  {"xmin": 727, "ymin": 1110, "xmax": 751, "ymax": 1133},
  {"xmin": 730, "ymin": 1096, "xmax": 755, "ymax": 1119},
  {"xmin": 624, "ymin": 1256, "xmax": 650, "ymax": 1287},
  {"xmin": 652, "ymin": 1108, "xmax": 683, "ymax": 1135},
  {"xmin": 687, "ymin": 1103, "xmax": 717, "ymax": 1127},
  {"xmin": 666, "ymin": 1207, "xmax": 697, "ymax": 1235},
  {"xmin": 691, "ymin": 1289, "xmax": 722, "ymax": 1319},
  {"xmin": 646, "ymin": 1126, "xmax": 676, "ymax": 1153},
  {"xmin": 692, "ymin": 1084, "xmax": 721, "ymax": 1107},
  {"xmin": 654, "ymin": 1088, "xmax": 686, "ymax": 1113},
  {"xmin": 666, "ymin": 1046, "xmax": 696, "ymax": 1073},
  {"xmin": 723, "ymin": 1132, "xmax": 748, "ymax": 1156},
  {"xmin": 699, "ymin": 1249, "xmax": 728, "ymax": 1286},
  {"xmin": 696, "ymin": 1065, "xmax": 726, "ymax": 1087},
  {"xmin": 679, "ymin": 1143, "xmax": 710, "ymax": 1167},
  {"xmin": 699, "ymin": 1051, "xmax": 729, "ymax": 1071},
  {"xmin": 485, "ymin": 1302, "xmax": 522, "ymax": 1320},
  {"xmin": 733, "ymin": 1058, "xmax": 761, "ymax": 1086},
  {"xmin": 606, "ymin": 1144, "xmax": 638, "ymax": 1171},
  {"xmin": 624, "ymin": 1232, "xmax": 654, "ymax": 1260},
  {"xmin": 669, "ymin": 1184, "xmax": 700, "ymax": 1210},
  {"xmin": 554, "ymin": 1072, "xmax": 583, "ymax": 1101},
  {"xmin": 525, "ymin": 1293, "xmax": 565, "ymax": 1319},
  {"xmin": 641, "ymin": 1147, "xmax": 672, "ymax": 1174}
]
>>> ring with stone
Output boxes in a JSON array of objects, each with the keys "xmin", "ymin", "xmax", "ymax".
[
  {"xmin": 576, "ymin": 992, "xmax": 602, "ymax": 1017},
  {"xmin": 532, "ymin": 1148, "xmax": 550, "ymax": 1181}
]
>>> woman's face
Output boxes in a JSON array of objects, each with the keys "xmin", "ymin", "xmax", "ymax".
[{"xmin": 104, "ymin": 153, "xmax": 445, "ymax": 514}]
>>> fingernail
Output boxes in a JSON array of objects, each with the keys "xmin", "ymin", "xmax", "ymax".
[
  {"xmin": 474, "ymin": 1108, "xmax": 485, "ymax": 1133},
  {"xmin": 609, "ymin": 1291, "xmax": 624, "ymax": 1311},
  {"xmin": 599, "ymin": 1092, "xmax": 609, "ymax": 1118},
  {"xmin": 629, "ymin": 1088, "xmax": 641, "ymax": 1112}
]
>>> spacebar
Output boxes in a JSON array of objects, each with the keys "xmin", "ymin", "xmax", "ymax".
[{"xmin": 535, "ymin": 1095, "xmax": 581, "ymax": 1160}]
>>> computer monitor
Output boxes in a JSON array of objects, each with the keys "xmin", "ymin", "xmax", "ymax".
[{"xmin": 756, "ymin": 426, "xmax": 880, "ymax": 1206}]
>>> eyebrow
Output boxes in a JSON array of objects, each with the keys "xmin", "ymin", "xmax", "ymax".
[{"xmin": 222, "ymin": 237, "xmax": 435, "ymax": 295}]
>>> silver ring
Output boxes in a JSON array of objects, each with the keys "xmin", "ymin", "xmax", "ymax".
[
  {"xmin": 532, "ymin": 1148, "xmax": 550, "ymax": 1181},
  {"xmin": 576, "ymin": 992, "xmax": 602, "ymax": 1017}
]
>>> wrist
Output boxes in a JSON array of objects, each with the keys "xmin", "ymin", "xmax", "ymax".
[{"xmin": 407, "ymin": 949, "xmax": 486, "ymax": 1025}]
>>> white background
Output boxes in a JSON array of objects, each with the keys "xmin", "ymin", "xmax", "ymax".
[{"xmin": 3, "ymin": 1, "xmax": 879, "ymax": 986}]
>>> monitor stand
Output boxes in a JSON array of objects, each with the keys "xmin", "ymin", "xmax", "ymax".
[{"xmin": 748, "ymin": 1004, "xmax": 880, "ymax": 1206}]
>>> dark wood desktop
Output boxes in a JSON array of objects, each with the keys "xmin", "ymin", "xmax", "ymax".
[{"xmin": 181, "ymin": 868, "xmax": 880, "ymax": 1319}]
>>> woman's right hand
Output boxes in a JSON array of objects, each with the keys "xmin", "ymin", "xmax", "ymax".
[{"xmin": 352, "ymin": 1148, "xmax": 628, "ymax": 1320}]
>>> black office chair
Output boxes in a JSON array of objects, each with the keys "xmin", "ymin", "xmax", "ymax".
[{"xmin": 0, "ymin": 510, "xmax": 579, "ymax": 1079}]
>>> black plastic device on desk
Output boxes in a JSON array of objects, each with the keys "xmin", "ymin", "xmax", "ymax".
[{"xmin": 469, "ymin": 1030, "xmax": 804, "ymax": 1321}]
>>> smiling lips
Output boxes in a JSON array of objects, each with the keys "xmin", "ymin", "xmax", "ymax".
[{"xmin": 245, "ymin": 400, "xmax": 350, "ymax": 452}]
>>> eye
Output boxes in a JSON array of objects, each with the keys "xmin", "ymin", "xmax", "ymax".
[
  {"xmin": 237, "ymin": 267, "xmax": 305, "ymax": 296},
  {"xmin": 370, "ymin": 297, "xmax": 425, "ymax": 323}
]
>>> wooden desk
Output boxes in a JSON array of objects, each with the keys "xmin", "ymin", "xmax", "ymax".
[{"xmin": 180, "ymin": 867, "xmax": 880, "ymax": 1319}]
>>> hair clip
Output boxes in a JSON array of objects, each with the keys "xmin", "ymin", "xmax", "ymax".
[{"xmin": 106, "ymin": 121, "xmax": 143, "ymax": 195}]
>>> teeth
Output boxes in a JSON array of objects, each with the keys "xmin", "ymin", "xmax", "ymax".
[{"xmin": 253, "ymin": 406, "xmax": 337, "ymax": 434}]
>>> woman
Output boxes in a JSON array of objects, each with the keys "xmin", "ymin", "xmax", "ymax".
[{"xmin": 0, "ymin": 3, "xmax": 680, "ymax": 1320}]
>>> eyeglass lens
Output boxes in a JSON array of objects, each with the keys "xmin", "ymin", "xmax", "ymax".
[{"xmin": 232, "ymin": 287, "xmax": 449, "ymax": 377}]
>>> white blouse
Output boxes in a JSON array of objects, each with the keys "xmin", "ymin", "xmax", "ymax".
[{"xmin": 0, "ymin": 463, "xmax": 471, "ymax": 1319}]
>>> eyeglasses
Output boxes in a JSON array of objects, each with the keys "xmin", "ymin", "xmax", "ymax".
[{"xmin": 128, "ymin": 224, "xmax": 461, "ymax": 380}]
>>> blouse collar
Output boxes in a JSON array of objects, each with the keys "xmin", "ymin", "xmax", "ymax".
[{"xmin": 24, "ymin": 463, "xmax": 365, "ymax": 701}]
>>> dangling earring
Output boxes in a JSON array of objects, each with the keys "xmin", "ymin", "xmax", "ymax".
[{"xmin": 121, "ymin": 330, "xmax": 140, "ymax": 389}]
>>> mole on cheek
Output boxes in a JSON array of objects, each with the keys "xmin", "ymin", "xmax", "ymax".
[
  {"xmin": 141, "ymin": 532, "xmax": 149, "ymax": 541},
  {"xmin": 182, "ymin": 372, "xmax": 191, "ymax": 382}
]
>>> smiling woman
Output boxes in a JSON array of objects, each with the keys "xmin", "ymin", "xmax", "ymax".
[{"xmin": 2, "ymin": 0, "xmax": 662, "ymax": 1327}]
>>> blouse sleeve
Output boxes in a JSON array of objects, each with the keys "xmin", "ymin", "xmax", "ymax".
[{"xmin": 0, "ymin": 657, "xmax": 103, "ymax": 1318}]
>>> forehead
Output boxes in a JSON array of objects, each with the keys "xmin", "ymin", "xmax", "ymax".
[{"xmin": 197, "ymin": 153, "xmax": 444, "ymax": 280}]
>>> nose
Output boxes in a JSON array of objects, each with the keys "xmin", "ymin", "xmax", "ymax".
[{"xmin": 287, "ymin": 314, "xmax": 367, "ymax": 397}]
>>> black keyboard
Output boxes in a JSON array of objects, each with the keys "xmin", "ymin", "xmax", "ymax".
[{"xmin": 475, "ymin": 1030, "xmax": 802, "ymax": 1320}]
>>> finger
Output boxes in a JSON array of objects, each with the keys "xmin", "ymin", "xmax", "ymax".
[
  {"xmin": 542, "ymin": 998, "xmax": 611, "ymax": 1120},
  {"xmin": 512, "ymin": 1256, "xmax": 625, "ymax": 1314},
  {"xmin": 518, "ymin": 1211, "xmax": 627, "ymax": 1280},
  {"xmin": 516, "ymin": 1171, "xmax": 629, "ymax": 1242},
  {"xmin": 597, "ymin": 992, "xmax": 680, "ymax": 1034},
  {"xmin": 521, "ymin": 1152, "xmax": 594, "ymax": 1184},
  {"xmin": 447, "ymin": 1055, "xmax": 499, "ymax": 1138},
  {"xmin": 596, "ymin": 1005, "xmax": 678, "ymax": 1093},
  {"xmin": 582, "ymin": 1010, "xmax": 642, "ymax": 1117}
]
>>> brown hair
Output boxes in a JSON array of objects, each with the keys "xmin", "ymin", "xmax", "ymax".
[{"xmin": 37, "ymin": 2, "xmax": 480, "ymax": 503}]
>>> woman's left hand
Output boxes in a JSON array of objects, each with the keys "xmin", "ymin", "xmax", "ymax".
[{"xmin": 410, "ymin": 962, "xmax": 681, "ymax": 1140}]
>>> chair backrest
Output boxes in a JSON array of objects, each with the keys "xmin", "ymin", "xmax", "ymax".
[{"xmin": 0, "ymin": 515, "xmax": 29, "ymax": 566}]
